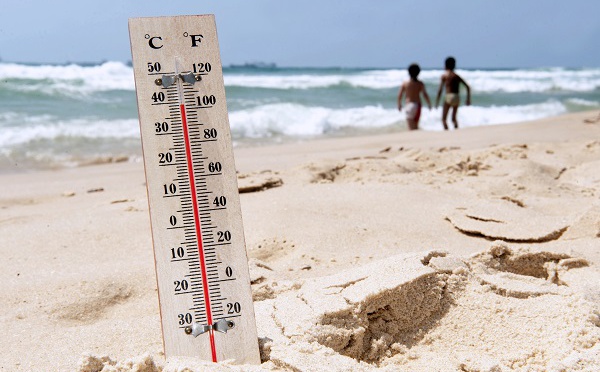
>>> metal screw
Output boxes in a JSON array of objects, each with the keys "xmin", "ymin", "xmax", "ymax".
[
  {"xmin": 184, "ymin": 326, "xmax": 192, "ymax": 334},
  {"xmin": 155, "ymin": 78, "xmax": 163, "ymax": 86}
]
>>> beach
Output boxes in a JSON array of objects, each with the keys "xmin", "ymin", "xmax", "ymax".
[{"xmin": 1, "ymin": 111, "xmax": 599, "ymax": 371}]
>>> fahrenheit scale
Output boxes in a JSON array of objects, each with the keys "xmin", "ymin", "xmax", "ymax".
[{"xmin": 128, "ymin": 15, "xmax": 260, "ymax": 364}]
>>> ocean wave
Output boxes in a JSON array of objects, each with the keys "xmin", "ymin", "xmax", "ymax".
[
  {"xmin": 565, "ymin": 98, "xmax": 600, "ymax": 107},
  {"xmin": 224, "ymin": 68, "xmax": 600, "ymax": 93},
  {"xmin": 460, "ymin": 68, "xmax": 600, "ymax": 93},
  {"xmin": 0, "ymin": 113, "xmax": 140, "ymax": 148},
  {"xmin": 229, "ymin": 100, "xmax": 569, "ymax": 137},
  {"xmin": 2, "ymin": 100, "xmax": 567, "ymax": 146},
  {"xmin": 229, "ymin": 103, "xmax": 399, "ymax": 138},
  {"xmin": 0, "ymin": 113, "xmax": 142, "ymax": 171},
  {"xmin": 425, "ymin": 100, "xmax": 568, "ymax": 130},
  {"xmin": 3, "ymin": 62, "xmax": 598, "ymax": 95},
  {"xmin": 0, "ymin": 99, "xmax": 573, "ymax": 171},
  {"xmin": 224, "ymin": 70, "xmax": 407, "ymax": 90},
  {"xmin": 0, "ymin": 61, "xmax": 134, "ymax": 96}
]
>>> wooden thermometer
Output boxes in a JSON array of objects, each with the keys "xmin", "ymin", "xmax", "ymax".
[{"xmin": 128, "ymin": 15, "xmax": 260, "ymax": 364}]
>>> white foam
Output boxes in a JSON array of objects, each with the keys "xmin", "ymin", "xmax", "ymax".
[
  {"xmin": 229, "ymin": 103, "xmax": 400, "ymax": 138},
  {"xmin": 224, "ymin": 67, "xmax": 600, "ymax": 93},
  {"xmin": 224, "ymin": 69, "xmax": 434, "ymax": 90},
  {"xmin": 456, "ymin": 68, "xmax": 600, "ymax": 93},
  {"xmin": 419, "ymin": 101, "xmax": 567, "ymax": 131},
  {"xmin": 0, "ymin": 61, "xmax": 134, "ymax": 95},
  {"xmin": 565, "ymin": 98, "xmax": 600, "ymax": 107},
  {"xmin": 225, "ymin": 74, "xmax": 343, "ymax": 90},
  {"xmin": 229, "ymin": 100, "xmax": 568, "ymax": 137},
  {"xmin": 2, "ymin": 62, "xmax": 599, "ymax": 94},
  {"xmin": 0, "ymin": 113, "xmax": 140, "ymax": 147}
]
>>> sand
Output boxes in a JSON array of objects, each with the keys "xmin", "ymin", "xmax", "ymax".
[{"xmin": 1, "ymin": 111, "xmax": 600, "ymax": 371}]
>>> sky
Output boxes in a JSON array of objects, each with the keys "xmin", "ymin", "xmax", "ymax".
[{"xmin": 0, "ymin": 0, "xmax": 599, "ymax": 68}]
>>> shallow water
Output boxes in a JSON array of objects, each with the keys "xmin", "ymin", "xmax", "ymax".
[{"xmin": 1, "ymin": 62, "xmax": 599, "ymax": 171}]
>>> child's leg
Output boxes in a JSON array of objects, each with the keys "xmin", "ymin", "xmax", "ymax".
[
  {"xmin": 442, "ymin": 103, "xmax": 450, "ymax": 130},
  {"xmin": 451, "ymin": 106, "xmax": 459, "ymax": 129},
  {"xmin": 412, "ymin": 104, "xmax": 422, "ymax": 130},
  {"xmin": 407, "ymin": 119, "xmax": 418, "ymax": 130}
]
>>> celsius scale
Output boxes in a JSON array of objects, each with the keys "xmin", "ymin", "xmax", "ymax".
[{"xmin": 128, "ymin": 15, "xmax": 260, "ymax": 364}]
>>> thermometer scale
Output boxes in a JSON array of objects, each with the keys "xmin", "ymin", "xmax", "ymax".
[{"xmin": 128, "ymin": 15, "xmax": 260, "ymax": 364}]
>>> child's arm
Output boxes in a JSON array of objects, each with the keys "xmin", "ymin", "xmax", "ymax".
[
  {"xmin": 459, "ymin": 75, "xmax": 471, "ymax": 106},
  {"xmin": 435, "ymin": 76, "xmax": 445, "ymax": 108},
  {"xmin": 421, "ymin": 82, "xmax": 432, "ymax": 110},
  {"xmin": 397, "ymin": 84, "xmax": 406, "ymax": 111}
]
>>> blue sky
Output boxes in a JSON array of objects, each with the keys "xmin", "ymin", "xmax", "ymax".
[{"xmin": 1, "ymin": 0, "xmax": 599, "ymax": 68}]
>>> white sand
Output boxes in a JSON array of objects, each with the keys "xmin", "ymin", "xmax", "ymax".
[{"xmin": 1, "ymin": 112, "xmax": 599, "ymax": 371}]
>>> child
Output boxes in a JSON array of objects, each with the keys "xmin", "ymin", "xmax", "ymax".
[
  {"xmin": 397, "ymin": 63, "xmax": 431, "ymax": 130},
  {"xmin": 435, "ymin": 57, "xmax": 471, "ymax": 130}
]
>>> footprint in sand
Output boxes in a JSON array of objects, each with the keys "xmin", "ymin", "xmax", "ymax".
[
  {"xmin": 258, "ymin": 244, "xmax": 593, "ymax": 369},
  {"xmin": 469, "ymin": 241, "xmax": 588, "ymax": 298},
  {"xmin": 261, "ymin": 251, "xmax": 459, "ymax": 364}
]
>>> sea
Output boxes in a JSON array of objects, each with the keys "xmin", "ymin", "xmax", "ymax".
[{"xmin": 1, "ymin": 61, "xmax": 599, "ymax": 172}]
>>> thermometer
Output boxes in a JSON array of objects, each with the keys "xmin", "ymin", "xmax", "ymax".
[{"xmin": 128, "ymin": 15, "xmax": 260, "ymax": 364}]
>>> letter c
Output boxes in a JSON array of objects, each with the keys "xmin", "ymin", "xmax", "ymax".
[{"xmin": 149, "ymin": 36, "xmax": 163, "ymax": 49}]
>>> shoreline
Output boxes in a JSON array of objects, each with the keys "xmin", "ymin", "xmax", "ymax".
[
  {"xmin": 1, "ymin": 111, "xmax": 599, "ymax": 371},
  {"xmin": 0, "ymin": 109, "xmax": 597, "ymax": 176},
  {"xmin": 2, "ymin": 110, "xmax": 598, "ymax": 177},
  {"xmin": 233, "ymin": 110, "xmax": 599, "ymax": 172}
]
